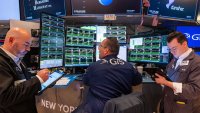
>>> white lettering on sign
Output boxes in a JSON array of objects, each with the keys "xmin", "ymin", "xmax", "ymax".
[
  {"xmin": 40, "ymin": 99, "xmax": 77, "ymax": 113},
  {"xmin": 41, "ymin": 99, "xmax": 56, "ymax": 110}
]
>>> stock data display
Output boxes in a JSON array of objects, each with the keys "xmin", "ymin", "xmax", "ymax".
[
  {"xmin": 65, "ymin": 47, "xmax": 94, "ymax": 66},
  {"xmin": 128, "ymin": 35, "xmax": 169, "ymax": 63},
  {"xmin": 66, "ymin": 26, "xmax": 96, "ymax": 47},
  {"xmin": 96, "ymin": 26, "xmax": 126, "ymax": 43},
  {"xmin": 65, "ymin": 26, "xmax": 95, "ymax": 67},
  {"xmin": 40, "ymin": 13, "xmax": 65, "ymax": 69}
]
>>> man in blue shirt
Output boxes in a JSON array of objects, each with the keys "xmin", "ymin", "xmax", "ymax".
[{"xmin": 73, "ymin": 37, "xmax": 142, "ymax": 113}]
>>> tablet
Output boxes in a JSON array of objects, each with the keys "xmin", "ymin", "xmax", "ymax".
[
  {"xmin": 38, "ymin": 70, "xmax": 65, "ymax": 94},
  {"xmin": 144, "ymin": 67, "xmax": 172, "ymax": 81}
]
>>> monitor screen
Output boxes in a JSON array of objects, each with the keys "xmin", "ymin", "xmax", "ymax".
[
  {"xmin": 71, "ymin": 0, "xmax": 141, "ymax": 15},
  {"xmin": 65, "ymin": 26, "xmax": 95, "ymax": 67},
  {"xmin": 23, "ymin": 0, "xmax": 66, "ymax": 20},
  {"xmin": 96, "ymin": 26, "xmax": 126, "ymax": 43},
  {"xmin": 39, "ymin": 13, "xmax": 65, "ymax": 69},
  {"xmin": 96, "ymin": 45, "xmax": 127, "ymax": 61},
  {"xmin": 147, "ymin": 0, "xmax": 198, "ymax": 20},
  {"xmin": 66, "ymin": 26, "xmax": 96, "ymax": 47},
  {"xmin": 176, "ymin": 26, "xmax": 200, "ymax": 48},
  {"xmin": 65, "ymin": 47, "xmax": 94, "ymax": 67},
  {"xmin": 128, "ymin": 35, "xmax": 169, "ymax": 63}
]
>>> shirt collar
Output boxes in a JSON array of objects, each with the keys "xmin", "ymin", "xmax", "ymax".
[
  {"xmin": 178, "ymin": 48, "xmax": 193, "ymax": 60},
  {"xmin": 0, "ymin": 47, "xmax": 20, "ymax": 64}
]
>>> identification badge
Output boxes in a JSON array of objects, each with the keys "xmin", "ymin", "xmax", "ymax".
[{"xmin": 180, "ymin": 60, "xmax": 189, "ymax": 66}]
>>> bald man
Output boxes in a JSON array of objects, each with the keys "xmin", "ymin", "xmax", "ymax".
[{"xmin": 0, "ymin": 28, "xmax": 49, "ymax": 113}]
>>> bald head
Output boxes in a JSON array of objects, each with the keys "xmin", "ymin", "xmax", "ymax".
[
  {"xmin": 2, "ymin": 28, "xmax": 32, "ymax": 58},
  {"xmin": 5, "ymin": 28, "xmax": 31, "ymax": 42}
]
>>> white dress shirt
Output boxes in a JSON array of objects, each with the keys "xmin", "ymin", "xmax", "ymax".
[{"xmin": 173, "ymin": 48, "xmax": 192, "ymax": 94}]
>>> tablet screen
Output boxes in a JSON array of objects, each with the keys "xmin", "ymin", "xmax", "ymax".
[{"xmin": 39, "ymin": 71, "xmax": 64, "ymax": 93}]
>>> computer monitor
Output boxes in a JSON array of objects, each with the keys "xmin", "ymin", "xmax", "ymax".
[
  {"xmin": 65, "ymin": 26, "xmax": 96, "ymax": 67},
  {"xmin": 96, "ymin": 26, "xmax": 126, "ymax": 44},
  {"xmin": 96, "ymin": 45, "xmax": 127, "ymax": 61},
  {"xmin": 39, "ymin": 13, "xmax": 65, "ymax": 69},
  {"xmin": 128, "ymin": 35, "xmax": 169, "ymax": 63},
  {"xmin": 66, "ymin": 26, "xmax": 96, "ymax": 47},
  {"xmin": 23, "ymin": 0, "xmax": 66, "ymax": 20},
  {"xmin": 65, "ymin": 47, "xmax": 94, "ymax": 67},
  {"xmin": 147, "ymin": 0, "xmax": 198, "ymax": 20},
  {"xmin": 176, "ymin": 26, "xmax": 200, "ymax": 48},
  {"xmin": 71, "ymin": 0, "xmax": 142, "ymax": 15}
]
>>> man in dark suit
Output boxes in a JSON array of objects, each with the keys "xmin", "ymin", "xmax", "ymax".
[
  {"xmin": 73, "ymin": 37, "xmax": 142, "ymax": 113},
  {"xmin": 155, "ymin": 31, "xmax": 200, "ymax": 113},
  {"xmin": 0, "ymin": 28, "xmax": 49, "ymax": 113}
]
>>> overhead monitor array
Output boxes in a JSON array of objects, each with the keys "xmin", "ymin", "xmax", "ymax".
[{"xmin": 20, "ymin": 0, "xmax": 199, "ymax": 22}]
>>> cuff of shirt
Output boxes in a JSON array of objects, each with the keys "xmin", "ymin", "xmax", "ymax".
[
  {"xmin": 36, "ymin": 75, "xmax": 44, "ymax": 83},
  {"xmin": 173, "ymin": 82, "xmax": 182, "ymax": 94}
]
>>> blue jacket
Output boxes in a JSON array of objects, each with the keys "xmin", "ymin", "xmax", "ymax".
[{"xmin": 73, "ymin": 54, "xmax": 142, "ymax": 113}]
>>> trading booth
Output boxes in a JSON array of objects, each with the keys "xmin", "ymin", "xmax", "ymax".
[{"xmin": 1, "ymin": 0, "xmax": 200, "ymax": 113}]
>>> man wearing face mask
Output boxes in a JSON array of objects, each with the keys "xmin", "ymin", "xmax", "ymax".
[
  {"xmin": 0, "ymin": 28, "xmax": 49, "ymax": 113},
  {"xmin": 155, "ymin": 31, "xmax": 200, "ymax": 113}
]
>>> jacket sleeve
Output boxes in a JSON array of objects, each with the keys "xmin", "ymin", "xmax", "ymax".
[
  {"xmin": 0, "ymin": 66, "xmax": 41, "ymax": 108},
  {"xmin": 83, "ymin": 64, "xmax": 95, "ymax": 86},
  {"xmin": 132, "ymin": 67, "xmax": 142, "ymax": 86},
  {"xmin": 179, "ymin": 62, "xmax": 200, "ymax": 99}
]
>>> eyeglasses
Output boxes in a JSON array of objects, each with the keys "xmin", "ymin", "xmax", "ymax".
[
  {"xmin": 99, "ymin": 44, "xmax": 107, "ymax": 49},
  {"xmin": 167, "ymin": 46, "xmax": 178, "ymax": 52}
]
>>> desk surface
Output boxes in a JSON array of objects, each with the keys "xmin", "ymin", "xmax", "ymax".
[
  {"xmin": 36, "ymin": 80, "xmax": 83, "ymax": 113},
  {"xmin": 142, "ymin": 77, "xmax": 155, "ymax": 83},
  {"xmin": 35, "ymin": 76, "xmax": 160, "ymax": 113}
]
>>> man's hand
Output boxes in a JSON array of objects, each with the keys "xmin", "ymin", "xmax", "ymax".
[
  {"xmin": 37, "ymin": 69, "xmax": 49, "ymax": 82},
  {"xmin": 155, "ymin": 73, "xmax": 166, "ymax": 85},
  {"xmin": 155, "ymin": 73, "xmax": 174, "ymax": 89}
]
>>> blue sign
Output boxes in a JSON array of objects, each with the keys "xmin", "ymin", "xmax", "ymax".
[{"xmin": 177, "ymin": 26, "xmax": 200, "ymax": 48}]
